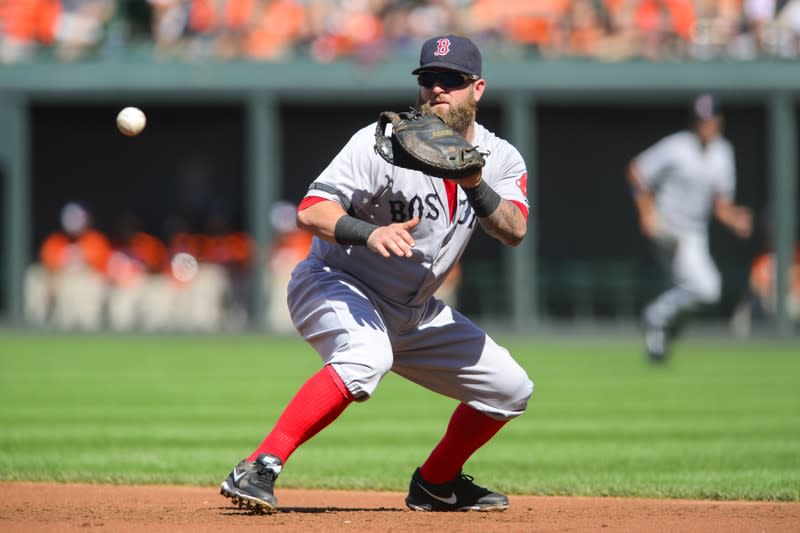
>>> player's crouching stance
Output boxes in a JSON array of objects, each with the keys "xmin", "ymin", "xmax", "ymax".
[{"xmin": 220, "ymin": 34, "xmax": 533, "ymax": 513}]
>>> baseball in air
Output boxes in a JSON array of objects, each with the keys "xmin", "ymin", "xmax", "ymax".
[
  {"xmin": 171, "ymin": 252, "xmax": 198, "ymax": 283},
  {"xmin": 116, "ymin": 107, "xmax": 146, "ymax": 136}
]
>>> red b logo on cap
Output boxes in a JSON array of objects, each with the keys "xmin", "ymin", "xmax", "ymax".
[{"xmin": 434, "ymin": 38, "xmax": 451, "ymax": 56}]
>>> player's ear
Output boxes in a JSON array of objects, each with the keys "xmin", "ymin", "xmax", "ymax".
[{"xmin": 473, "ymin": 79, "xmax": 486, "ymax": 102}]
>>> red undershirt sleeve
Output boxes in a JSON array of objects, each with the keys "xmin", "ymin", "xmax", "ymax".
[{"xmin": 297, "ymin": 196, "xmax": 333, "ymax": 211}]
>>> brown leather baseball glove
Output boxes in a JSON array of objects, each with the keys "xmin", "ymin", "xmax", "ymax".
[{"xmin": 374, "ymin": 108, "xmax": 487, "ymax": 179}]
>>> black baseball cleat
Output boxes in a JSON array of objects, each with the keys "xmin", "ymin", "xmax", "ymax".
[
  {"xmin": 405, "ymin": 467, "xmax": 509, "ymax": 512},
  {"xmin": 220, "ymin": 454, "xmax": 282, "ymax": 513}
]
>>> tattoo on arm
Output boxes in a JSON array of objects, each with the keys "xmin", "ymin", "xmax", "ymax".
[
  {"xmin": 478, "ymin": 200, "xmax": 526, "ymax": 247},
  {"xmin": 461, "ymin": 180, "xmax": 526, "ymax": 246}
]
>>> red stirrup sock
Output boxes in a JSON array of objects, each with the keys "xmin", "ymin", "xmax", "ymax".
[
  {"xmin": 247, "ymin": 365, "xmax": 354, "ymax": 463},
  {"xmin": 419, "ymin": 403, "xmax": 508, "ymax": 484}
]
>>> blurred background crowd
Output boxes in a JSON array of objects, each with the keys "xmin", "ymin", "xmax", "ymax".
[
  {"xmin": 24, "ymin": 200, "xmax": 311, "ymax": 333},
  {"xmin": 25, "ymin": 200, "xmax": 258, "ymax": 332},
  {"xmin": 3, "ymin": 0, "xmax": 800, "ymax": 65}
]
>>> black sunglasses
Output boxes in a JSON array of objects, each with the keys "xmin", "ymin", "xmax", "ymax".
[{"xmin": 417, "ymin": 71, "xmax": 477, "ymax": 89}]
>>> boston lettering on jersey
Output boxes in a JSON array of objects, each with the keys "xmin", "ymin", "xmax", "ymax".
[
  {"xmin": 388, "ymin": 193, "xmax": 478, "ymax": 228},
  {"xmin": 301, "ymin": 189, "xmax": 479, "ymax": 228}
]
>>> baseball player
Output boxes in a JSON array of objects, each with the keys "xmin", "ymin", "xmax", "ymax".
[
  {"xmin": 220, "ymin": 34, "xmax": 533, "ymax": 512},
  {"xmin": 627, "ymin": 94, "xmax": 753, "ymax": 362}
]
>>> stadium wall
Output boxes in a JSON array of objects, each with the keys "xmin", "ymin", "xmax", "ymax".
[{"xmin": 0, "ymin": 60, "xmax": 797, "ymax": 333}]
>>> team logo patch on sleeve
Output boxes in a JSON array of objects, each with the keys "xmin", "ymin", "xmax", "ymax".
[{"xmin": 516, "ymin": 172, "xmax": 528, "ymax": 197}]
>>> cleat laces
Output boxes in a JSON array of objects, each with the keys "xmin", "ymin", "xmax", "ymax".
[
  {"xmin": 251, "ymin": 462, "xmax": 278, "ymax": 492},
  {"xmin": 453, "ymin": 473, "xmax": 489, "ymax": 500}
]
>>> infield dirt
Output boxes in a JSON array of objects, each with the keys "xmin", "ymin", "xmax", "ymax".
[{"xmin": 0, "ymin": 482, "xmax": 798, "ymax": 532}]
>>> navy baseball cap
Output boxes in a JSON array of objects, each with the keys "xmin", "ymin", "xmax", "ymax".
[
  {"xmin": 412, "ymin": 35, "xmax": 482, "ymax": 78},
  {"xmin": 691, "ymin": 93, "xmax": 722, "ymax": 121}
]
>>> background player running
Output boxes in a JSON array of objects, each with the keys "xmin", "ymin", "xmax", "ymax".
[{"xmin": 627, "ymin": 93, "xmax": 753, "ymax": 362}]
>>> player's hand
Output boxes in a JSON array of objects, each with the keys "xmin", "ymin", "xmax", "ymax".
[
  {"xmin": 367, "ymin": 217, "xmax": 419, "ymax": 258},
  {"xmin": 729, "ymin": 207, "xmax": 753, "ymax": 239}
]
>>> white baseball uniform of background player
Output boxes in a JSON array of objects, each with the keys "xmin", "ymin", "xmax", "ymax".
[
  {"xmin": 627, "ymin": 94, "xmax": 752, "ymax": 362},
  {"xmin": 219, "ymin": 35, "xmax": 533, "ymax": 513}
]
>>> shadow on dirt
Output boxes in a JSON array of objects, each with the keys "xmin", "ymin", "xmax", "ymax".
[{"xmin": 218, "ymin": 506, "xmax": 406, "ymax": 515}]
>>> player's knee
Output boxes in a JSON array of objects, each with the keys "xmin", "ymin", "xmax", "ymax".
[
  {"xmin": 693, "ymin": 276, "xmax": 721, "ymax": 304},
  {"xmin": 484, "ymin": 369, "xmax": 534, "ymax": 420},
  {"xmin": 509, "ymin": 374, "xmax": 534, "ymax": 415}
]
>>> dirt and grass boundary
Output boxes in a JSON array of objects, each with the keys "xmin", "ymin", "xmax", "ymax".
[{"xmin": 2, "ymin": 482, "xmax": 799, "ymax": 532}]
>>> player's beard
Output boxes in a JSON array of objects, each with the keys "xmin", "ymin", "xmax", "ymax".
[{"xmin": 417, "ymin": 86, "xmax": 477, "ymax": 136}]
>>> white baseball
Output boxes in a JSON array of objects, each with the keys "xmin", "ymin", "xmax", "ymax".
[
  {"xmin": 171, "ymin": 252, "xmax": 199, "ymax": 283},
  {"xmin": 116, "ymin": 107, "xmax": 146, "ymax": 136}
]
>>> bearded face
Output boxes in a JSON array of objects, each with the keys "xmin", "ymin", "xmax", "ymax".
[{"xmin": 417, "ymin": 85, "xmax": 477, "ymax": 136}]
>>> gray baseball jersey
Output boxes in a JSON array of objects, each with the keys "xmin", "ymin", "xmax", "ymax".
[
  {"xmin": 303, "ymin": 121, "xmax": 528, "ymax": 307},
  {"xmin": 633, "ymin": 130, "xmax": 735, "ymax": 234},
  {"xmin": 286, "ymin": 119, "xmax": 533, "ymax": 420}
]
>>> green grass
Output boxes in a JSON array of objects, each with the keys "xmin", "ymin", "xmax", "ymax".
[{"xmin": 0, "ymin": 333, "xmax": 798, "ymax": 501}]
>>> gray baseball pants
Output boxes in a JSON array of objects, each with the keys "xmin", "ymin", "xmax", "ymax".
[{"xmin": 287, "ymin": 258, "xmax": 533, "ymax": 421}]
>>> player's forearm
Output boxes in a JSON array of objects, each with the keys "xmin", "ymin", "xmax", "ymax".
[
  {"xmin": 627, "ymin": 163, "xmax": 654, "ymax": 220},
  {"xmin": 477, "ymin": 200, "xmax": 527, "ymax": 247},
  {"xmin": 297, "ymin": 198, "xmax": 416, "ymax": 255},
  {"xmin": 713, "ymin": 199, "xmax": 753, "ymax": 238},
  {"xmin": 634, "ymin": 193, "xmax": 655, "ymax": 221},
  {"xmin": 460, "ymin": 178, "xmax": 526, "ymax": 247}
]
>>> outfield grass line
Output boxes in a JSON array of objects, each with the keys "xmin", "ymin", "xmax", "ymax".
[{"xmin": 1, "ymin": 334, "xmax": 798, "ymax": 501}]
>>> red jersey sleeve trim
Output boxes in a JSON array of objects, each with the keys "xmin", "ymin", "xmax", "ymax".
[
  {"xmin": 511, "ymin": 200, "xmax": 529, "ymax": 221},
  {"xmin": 298, "ymin": 196, "xmax": 332, "ymax": 211}
]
